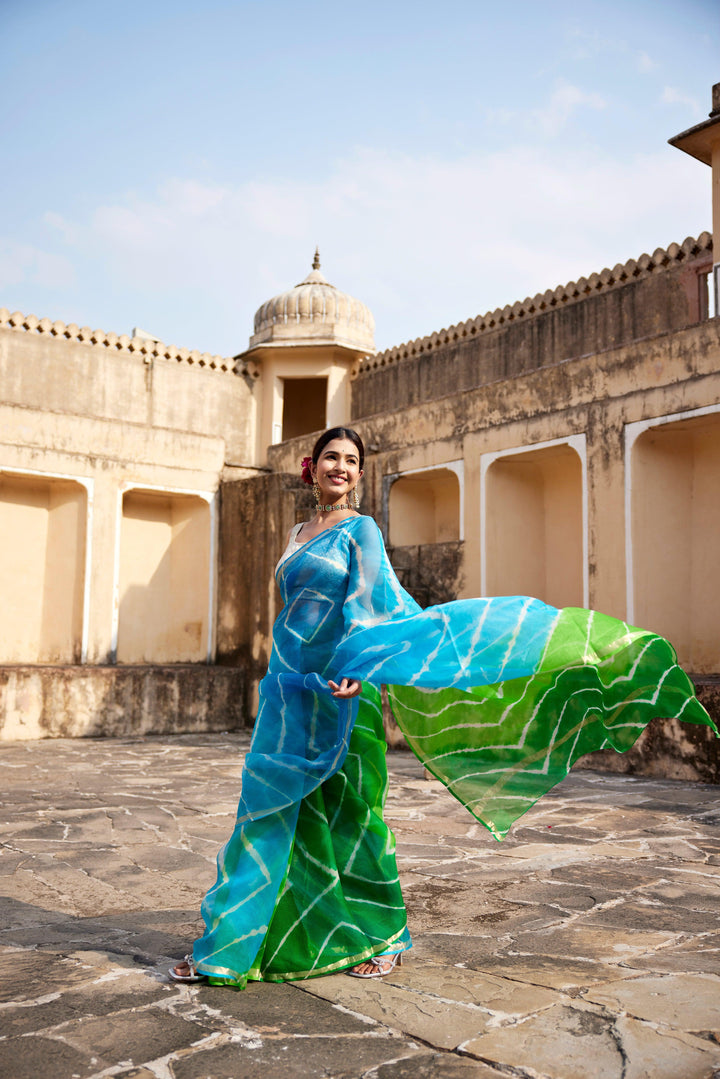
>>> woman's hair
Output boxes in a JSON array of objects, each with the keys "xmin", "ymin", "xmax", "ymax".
[{"xmin": 311, "ymin": 427, "xmax": 365, "ymax": 470}]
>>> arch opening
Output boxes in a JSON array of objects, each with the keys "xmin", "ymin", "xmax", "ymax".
[
  {"xmin": 485, "ymin": 444, "xmax": 583, "ymax": 607},
  {"xmin": 0, "ymin": 472, "xmax": 87, "ymax": 663},
  {"xmin": 388, "ymin": 468, "xmax": 460, "ymax": 547},
  {"xmin": 631, "ymin": 412, "xmax": 720, "ymax": 673},
  {"xmin": 118, "ymin": 490, "xmax": 211, "ymax": 663}
]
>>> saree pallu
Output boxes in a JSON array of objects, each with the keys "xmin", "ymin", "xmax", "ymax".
[{"xmin": 194, "ymin": 515, "xmax": 716, "ymax": 986}]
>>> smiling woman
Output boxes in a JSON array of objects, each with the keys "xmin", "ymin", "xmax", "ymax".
[{"xmin": 169, "ymin": 424, "xmax": 715, "ymax": 988}]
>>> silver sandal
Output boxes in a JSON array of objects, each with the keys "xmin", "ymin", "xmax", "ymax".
[
  {"xmin": 168, "ymin": 954, "xmax": 205, "ymax": 983},
  {"xmin": 346, "ymin": 953, "xmax": 403, "ymax": 979}
]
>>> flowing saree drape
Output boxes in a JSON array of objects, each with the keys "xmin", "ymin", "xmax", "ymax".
[{"xmin": 194, "ymin": 516, "xmax": 715, "ymax": 986}]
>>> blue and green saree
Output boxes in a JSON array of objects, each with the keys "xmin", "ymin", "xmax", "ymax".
[{"xmin": 193, "ymin": 515, "xmax": 715, "ymax": 986}]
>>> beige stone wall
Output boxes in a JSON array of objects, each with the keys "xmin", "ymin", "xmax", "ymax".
[
  {"xmin": 2, "ymin": 231, "xmax": 719, "ymax": 780},
  {"xmin": 216, "ymin": 472, "xmax": 314, "ymax": 719},
  {"xmin": 0, "ymin": 666, "xmax": 245, "ymax": 740},
  {"xmin": 0, "ymin": 474, "xmax": 87, "ymax": 664},
  {"xmin": 351, "ymin": 233, "xmax": 712, "ymax": 420},
  {"xmin": 334, "ymin": 317, "xmax": 720, "ymax": 651},
  {"xmin": 0, "ymin": 312, "xmax": 254, "ymax": 462},
  {"xmin": 271, "ymin": 253, "xmax": 720, "ymax": 781},
  {"xmin": 0, "ymin": 313, "xmax": 258, "ymax": 739}
]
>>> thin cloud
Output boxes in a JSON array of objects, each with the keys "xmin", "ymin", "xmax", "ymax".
[
  {"xmin": 662, "ymin": 86, "xmax": 701, "ymax": 112},
  {"xmin": 563, "ymin": 26, "xmax": 629, "ymax": 62},
  {"xmin": 489, "ymin": 81, "xmax": 608, "ymax": 140},
  {"xmin": 24, "ymin": 140, "xmax": 708, "ymax": 354},
  {"xmin": 0, "ymin": 239, "xmax": 75, "ymax": 292},
  {"xmin": 531, "ymin": 81, "xmax": 606, "ymax": 137}
]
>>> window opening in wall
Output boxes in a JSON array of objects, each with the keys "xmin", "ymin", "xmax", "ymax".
[
  {"xmin": 484, "ymin": 443, "xmax": 584, "ymax": 608},
  {"xmin": 699, "ymin": 268, "xmax": 711, "ymax": 320},
  {"xmin": 630, "ymin": 411, "xmax": 720, "ymax": 673},
  {"xmin": 281, "ymin": 377, "xmax": 327, "ymax": 442},
  {"xmin": 0, "ymin": 473, "xmax": 87, "ymax": 664},
  {"xmin": 389, "ymin": 468, "xmax": 460, "ymax": 546},
  {"xmin": 117, "ymin": 490, "xmax": 211, "ymax": 664}
]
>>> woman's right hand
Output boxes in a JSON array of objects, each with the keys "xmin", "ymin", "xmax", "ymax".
[{"xmin": 328, "ymin": 677, "xmax": 362, "ymax": 698}]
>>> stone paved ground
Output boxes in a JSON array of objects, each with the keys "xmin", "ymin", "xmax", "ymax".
[{"xmin": 1, "ymin": 734, "xmax": 720, "ymax": 1079}]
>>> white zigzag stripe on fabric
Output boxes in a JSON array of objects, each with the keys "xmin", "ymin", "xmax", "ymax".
[{"xmin": 192, "ymin": 515, "xmax": 712, "ymax": 981}]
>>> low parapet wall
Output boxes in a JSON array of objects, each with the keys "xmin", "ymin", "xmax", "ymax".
[
  {"xmin": 578, "ymin": 679, "xmax": 720, "ymax": 783},
  {"xmin": 0, "ymin": 666, "xmax": 247, "ymax": 740},
  {"xmin": 0, "ymin": 307, "xmax": 240, "ymax": 374},
  {"xmin": 352, "ymin": 233, "xmax": 713, "ymax": 418}
]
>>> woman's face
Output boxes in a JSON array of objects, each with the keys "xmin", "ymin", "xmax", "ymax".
[{"xmin": 313, "ymin": 438, "xmax": 363, "ymax": 503}]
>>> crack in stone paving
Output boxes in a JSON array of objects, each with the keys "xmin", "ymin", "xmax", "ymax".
[{"xmin": 2, "ymin": 734, "xmax": 720, "ymax": 1079}]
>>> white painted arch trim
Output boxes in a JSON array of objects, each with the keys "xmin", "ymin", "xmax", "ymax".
[
  {"xmin": 111, "ymin": 482, "xmax": 218, "ymax": 665},
  {"xmin": 382, "ymin": 459, "xmax": 465, "ymax": 543},
  {"xmin": 624, "ymin": 402, "xmax": 720, "ymax": 624},
  {"xmin": 479, "ymin": 434, "xmax": 589, "ymax": 606},
  {"xmin": 0, "ymin": 465, "xmax": 94, "ymax": 664}
]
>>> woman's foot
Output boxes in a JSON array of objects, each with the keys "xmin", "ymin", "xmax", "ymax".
[
  {"xmin": 168, "ymin": 955, "xmax": 204, "ymax": 983},
  {"xmin": 346, "ymin": 953, "xmax": 402, "ymax": 979}
]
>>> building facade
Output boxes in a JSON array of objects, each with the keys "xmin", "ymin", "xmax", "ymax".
[{"xmin": 1, "ymin": 90, "xmax": 719, "ymax": 783}]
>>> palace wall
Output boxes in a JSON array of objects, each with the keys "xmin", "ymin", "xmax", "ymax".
[
  {"xmin": 351, "ymin": 234, "xmax": 712, "ymax": 418},
  {"xmin": 2, "ymin": 231, "xmax": 719, "ymax": 787},
  {"xmin": 271, "ymin": 234, "xmax": 720, "ymax": 782},
  {"xmin": 216, "ymin": 471, "xmax": 313, "ymax": 719},
  {"xmin": 0, "ymin": 311, "xmax": 256, "ymax": 738}
]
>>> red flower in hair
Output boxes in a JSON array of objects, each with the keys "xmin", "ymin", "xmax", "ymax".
[{"xmin": 300, "ymin": 456, "xmax": 313, "ymax": 485}]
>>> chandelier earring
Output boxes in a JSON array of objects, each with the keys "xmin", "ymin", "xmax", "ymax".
[
  {"xmin": 313, "ymin": 479, "xmax": 321, "ymax": 508},
  {"xmin": 351, "ymin": 486, "xmax": 360, "ymax": 510}
]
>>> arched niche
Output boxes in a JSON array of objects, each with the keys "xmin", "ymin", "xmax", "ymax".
[
  {"xmin": 388, "ymin": 467, "xmax": 461, "ymax": 546},
  {"xmin": 117, "ymin": 489, "xmax": 213, "ymax": 663},
  {"xmin": 0, "ymin": 471, "xmax": 88, "ymax": 663},
  {"xmin": 629, "ymin": 408, "xmax": 720, "ymax": 673},
  {"xmin": 483, "ymin": 440, "xmax": 586, "ymax": 608}
]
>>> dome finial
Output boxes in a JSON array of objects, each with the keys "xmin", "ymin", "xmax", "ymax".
[{"xmin": 312, "ymin": 247, "xmax": 321, "ymax": 271}]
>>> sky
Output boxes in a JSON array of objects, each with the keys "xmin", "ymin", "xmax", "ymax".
[{"xmin": 1, "ymin": 0, "xmax": 718, "ymax": 357}]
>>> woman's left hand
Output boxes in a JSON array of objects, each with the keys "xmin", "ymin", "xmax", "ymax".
[{"xmin": 328, "ymin": 678, "xmax": 362, "ymax": 698}]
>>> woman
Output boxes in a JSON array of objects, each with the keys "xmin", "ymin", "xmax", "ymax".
[{"xmin": 171, "ymin": 426, "xmax": 715, "ymax": 986}]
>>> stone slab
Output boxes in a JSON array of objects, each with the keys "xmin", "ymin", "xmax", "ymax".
[
  {"xmin": 463, "ymin": 1004, "xmax": 720, "ymax": 1079},
  {"xmin": 373, "ymin": 1052, "xmax": 508, "ymax": 1078},
  {"xmin": 462, "ymin": 1003, "xmax": 625, "ymax": 1078},
  {"xmin": 0, "ymin": 1034, "xmax": 101, "ymax": 1079},
  {"xmin": 615, "ymin": 1017, "xmax": 720, "ymax": 1079},
  {"xmin": 199, "ymin": 980, "xmax": 376, "ymax": 1036},
  {"xmin": 2, "ymin": 734, "xmax": 720, "ymax": 1079},
  {"xmin": 300, "ymin": 973, "xmax": 497, "ymax": 1050},
  {"xmin": 384, "ymin": 963, "xmax": 561, "ymax": 1015},
  {"xmin": 168, "ymin": 1035, "xmax": 423, "ymax": 1079},
  {"xmin": 584, "ymin": 973, "xmax": 720, "ymax": 1032}
]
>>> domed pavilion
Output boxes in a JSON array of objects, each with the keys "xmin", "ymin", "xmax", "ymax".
[{"xmin": 239, "ymin": 251, "xmax": 375, "ymax": 459}]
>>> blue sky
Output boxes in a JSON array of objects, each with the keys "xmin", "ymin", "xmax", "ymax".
[{"xmin": 2, "ymin": 0, "xmax": 717, "ymax": 355}]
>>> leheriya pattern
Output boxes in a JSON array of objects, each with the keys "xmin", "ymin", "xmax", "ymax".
[
  {"xmin": 388, "ymin": 608, "xmax": 713, "ymax": 839},
  {"xmin": 193, "ymin": 516, "xmax": 715, "ymax": 984},
  {"xmin": 196, "ymin": 684, "xmax": 411, "ymax": 987}
]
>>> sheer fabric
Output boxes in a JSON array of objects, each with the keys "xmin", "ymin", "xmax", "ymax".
[{"xmin": 193, "ymin": 515, "xmax": 715, "ymax": 985}]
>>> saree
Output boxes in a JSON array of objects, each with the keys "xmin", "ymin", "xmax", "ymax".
[{"xmin": 193, "ymin": 515, "xmax": 715, "ymax": 986}]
